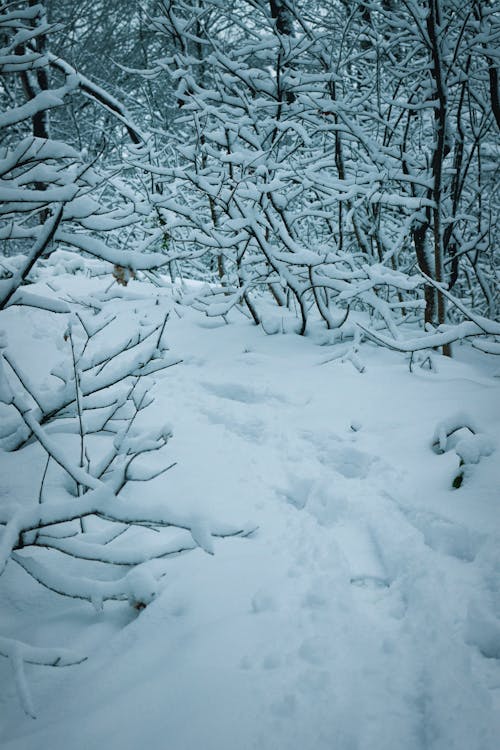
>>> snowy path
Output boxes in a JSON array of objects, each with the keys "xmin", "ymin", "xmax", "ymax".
[{"xmin": 1, "ymin": 289, "xmax": 499, "ymax": 750}]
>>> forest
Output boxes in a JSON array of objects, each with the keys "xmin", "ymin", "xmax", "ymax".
[{"xmin": 0, "ymin": 2, "xmax": 499, "ymax": 749}]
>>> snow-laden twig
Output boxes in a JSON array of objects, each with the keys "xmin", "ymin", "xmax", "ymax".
[
  {"xmin": 357, "ymin": 320, "xmax": 493, "ymax": 354},
  {"xmin": 0, "ymin": 206, "xmax": 64, "ymax": 310},
  {"xmin": 0, "ymin": 635, "xmax": 86, "ymax": 667},
  {"xmin": 0, "ymin": 635, "xmax": 87, "ymax": 719},
  {"xmin": 34, "ymin": 523, "xmax": 256, "ymax": 565}
]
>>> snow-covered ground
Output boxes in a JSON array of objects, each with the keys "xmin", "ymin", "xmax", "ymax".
[{"xmin": 1, "ymin": 272, "xmax": 499, "ymax": 750}]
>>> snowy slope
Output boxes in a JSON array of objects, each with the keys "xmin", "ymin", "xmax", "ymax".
[{"xmin": 1, "ymin": 274, "xmax": 499, "ymax": 750}]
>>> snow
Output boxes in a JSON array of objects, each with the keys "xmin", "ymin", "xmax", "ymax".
[
  {"xmin": 124, "ymin": 567, "xmax": 158, "ymax": 609},
  {"xmin": 9, "ymin": 642, "xmax": 36, "ymax": 719},
  {"xmin": 0, "ymin": 355, "xmax": 14, "ymax": 404},
  {"xmin": 455, "ymin": 434, "xmax": 495, "ymax": 465},
  {"xmin": 6, "ymin": 289, "xmax": 71, "ymax": 314},
  {"xmin": 0, "ymin": 88, "xmax": 69, "ymax": 129},
  {"xmin": 0, "ymin": 270, "xmax": 499, "ymax": 750},
  {"xmin": 432, "ymin": 412, "xmax": 480, "ymax": 453}
]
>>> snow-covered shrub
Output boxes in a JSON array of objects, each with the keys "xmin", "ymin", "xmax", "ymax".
[
  {"xmin": 431, "ymin": 414, "xmax": 495, "ymax": 489},
  {"xmin": 123, "ymin": 0, "xmax": 499, "ymax": 357},
  {"xmin": 0, "ymin": 301, "xmax": 253, "ymax": 715},
  {"xmin": 0, "ymin": 2, "xmax": 176, "ymax": 313}
]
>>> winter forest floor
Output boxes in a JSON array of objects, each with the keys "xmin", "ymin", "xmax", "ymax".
[{"xmin": 1, "ymin": 268, "xmax": 499, "ymax": 750}]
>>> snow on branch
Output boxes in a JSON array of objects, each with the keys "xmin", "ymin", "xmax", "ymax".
[
  {"xmin": 42, "ymin": 51, "xmax": 146, "ymax": 146},
  {"xmin": 357, "ymin": 320, "xmax": 493, "ymax": 353},
  {"xmin": 0, "ymin": 300, "xmax": 255, "ymax": 718},
  {"xmin": 129, "ymin": 0, "xmax": 498, "ymax": 346},
  {"xmin": 0, "ymin": 7, "xmax": 171, "ymax": 302},
  {"xmin": 0, "ymin": 635, "xmax": 86, "ymax": 719},
  {"xmin": 0, "ymin": 635, "xmax": 86, "ymax": 668},
  {"xmin": 357, "ymin": 273, "xmax": 500, "ymax": 355},
  {"xmin": 431, "ymin": 413, "xmax": 495, "ymax": 489},
  {"xmin": 0, "ymin": 82, "xmax": 77, "ymax": 129}
]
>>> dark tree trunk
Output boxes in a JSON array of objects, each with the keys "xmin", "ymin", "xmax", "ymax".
[{"xmin": 269, "ymin": 0, "xmax": 294, "ymax": 36}]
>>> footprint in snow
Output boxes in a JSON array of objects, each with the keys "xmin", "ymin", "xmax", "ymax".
[
  {"xmin": 279, "ymin": 477, "xmax": 391, "ymax": 589},
  {"xmin": 262, "ymin": 653, "xmax": 281, "ymax": 670},
  {"xmin": 298, "ymin": 636, "xmax": 330, "ymax": 666},
  {"xmin": 465, "ymin": 539, "xmax": 500, "ymax": 659},
  {"xmin": 201, "ymin": 380, "xmax": 286, "ymax": 405},
  {"xmin": 251, "ymin": 590, "xmax": 277, "ymax": 613},
  {"xmin": 278, "ymin": 476, "xmax": 316, "ymax": 511},
  {"xmin": 465, "ymin": 598, "xmax": 500, "ymax": 659},
  {"xmin": 201, "ymin": 406, "xmax": 267, "ymax": 443},
  {"xmin": 400, "ymin": 509, "xmax": 486, "ymax": 562},
  {"xmin": 300, "ymin": 430, "xmax": 374, "ymax": 479},
  {"xmin": 333, "ymin": 521, "xmax": 391, "ymax": 588},
  {"xmin": 270, "ymin": 693, "xmax": 296, "ymax": 717},
  {"xmin": 279, "ymin": 476, "xmax": 351, "ymax": 527},
  {"xmin": 301, "ymin": 589, "xmax": 328, "ymax": 610}
]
